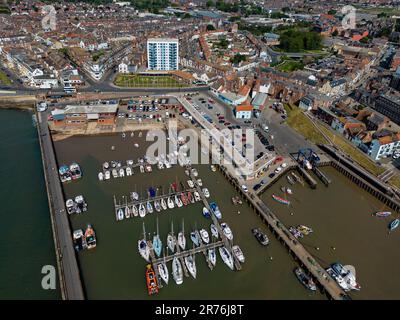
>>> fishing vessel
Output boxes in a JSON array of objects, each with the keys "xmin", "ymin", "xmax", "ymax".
[
  {"xmin": 178, "ymin": 220, "xmax": 186, "ymax": 250},
  {"xmin": 184, "ymin": 255, "xmax": 197, "ymax": 279},
  {"xmin": 85, "ymin": 224, "xmax": 96, "ymax": 249},
  {"xmin": 98, "ymin": 172, "xmax": 104, "ymax": 181},
  {"xmin": 210, "ymin": 224, "xmax": 219, "ymax": 238},
  {"xmin": 167, "ymin": 197, "xmax": 175, "ymax": 209},
  {"xmin": 389, "ymin": 218, "xmax": 400, "ymax": 231},
  {"xmin": 138, "ymin": 223, "xmax": 150, "ymax": 261},
  {"xmin": 202, "ymin": 188, "xmax": 210, "ymax": 198},
  {"xmin": 145, "ymin": 264, "xmax": 158, "ymax": 295},
  {"xmin": 175, "ymin": 195, "xmax": 183, "ymax": 208},
  {"xmin": 190, "ymin": 231, "xmax": 200, "ymax": 247},
  {"xmin": 138, "ymin": 203, "xmax": 146, "ymax": 218},
  {"xmin": 200, "ymin": 229, "xmax": 210, "ymax": 244},
  {"xmin": 375, "ymin": 211, "xmax": 391, "ymax": 218},
  {"xmin": 104, "ymin": 170, "xmax": 110, "ymax": 180},
  {"xmin": 153, "ymin": 219, "xmax": 162, "ymax": 258},
  {"xmin": 252, "ymin": 228, "xmax": 269, "ymax": 246},
  {"xmin": 272, "ymin": 194, "xmax": 291, "ymax": 205},
  {"xmin": 221, "ymin": 222, "xmax": 233, "ymax": 241},
  {"xmin": 202, "ymin": 207, "xmax": 211, "ymax": 218},
  {"xmin": 70, "ymin": 163, "xmax": 82, "ymax": 180},
  {"xmin": 160, "ymin": 198, "xmax": 167, "ymax": 210},
  {"xmin": 146, "ymin": 201, "xmax": 153, "ymax": 214},
  {"xmin": 187, "ymin": 180, "xmax": 194, "ymax": 188},
  {"xmin": 157, "ymin": 261, "xmax": 169, "ymax": 285},
  {"xmin": 219, "ymin": 246, "xmax": 234, "ymax": 270},
  {"xmin": 194, "ymin": 191, "xmax": 201, "ymax": 202},
  {"xmin": 73, "ymin": 229, "xmax": 86, "ymax": 252},
  {"xmin": 132, "ymin": 205, "xmax": 138, "ymax": 217},
  {"xmin": 210, "ymin": 202, "xmax": 222, "ymax": 220},
  {"xmin": 294, "ymin": 267, "xmax": 317, "ymax": 291},
  {"xmin": 172, "ymin": 257, "xmax": 183, "ymax": 285},
  {"xmin": 117, "ymin": 208, "xmax": 124, "ymax": 221},
  {"xmin": 232, "ymin": 245, "xmax": 245, "ymax": 263},
  {"xmin": 208, "ymin": 248, "xmax": 217, "ymax": 266},
  {"xmin": 297, "ymin": 225, "xmax": 313, "ymax": 235},
  {"xmin": 154, "ymin": 200, "xmax": 162, "ymax": 212}
]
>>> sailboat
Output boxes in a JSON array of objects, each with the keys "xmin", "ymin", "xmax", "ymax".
[
  {"xmin": 154, "ymin": 200, "xmax": 162, "ymax": 212},
  {"xmin": 117, "ymin": 208, "xmax": 124, "ymax": 221},
  {"xmin": 219, "ymin": 246, "xmax": 234, "ymax": 270},
  {"xmin": 157, "ymin": 259, "xmax": 169, "ymax": 285},
  {"xmin": 172, "ymin": 257, "xmax": 183, "ymax": 285},
  {"xmin": 200, "ymin": 229, "xmax": 210, "ymax": 244},
  {"xmin": 167, "ymin": 197, "xmax": 175, "ymax": 209},
  {"xmin": 208, "ymin": 247, "xmax": 217, "ymax": 266},
  {"xmin": 160, "ymin": 198, "xmax": 167, "ymax": 211},
  {"xmin": 138, "ymin": 222, "xmax": 150, "ymax": 262},
  {"xmin": 178, "ymin": 220, "xmax": 186, "ymax": 250},
  {"xmin": 167, "ymin": 221, "xmax": 176, "ymax": 253},
  {"xmin": 210, "ymin": 224, "xmax": 219, "ymax": 238},
  {"xmin": 132, "ymin": 205, "xmax": 138, "ymax": 217},
  {"xmin": 194, "ymin": 191, "xmax": 201, "ymax": 202},
  {"xmin": 146, "ymin": 201, "xmax": 153, "ymax": 214},
  {"xmin": 139, "ymin": 203, "xmax": 146, "ymax": 218},
  {"xmin": 175, "ymin": 195, "xmax": 183, "ymax": 208},
  {"xmin": 152, "ymin": 218, "xmax": 162, "ymax": 258},
  {"xmin": 184, "ymin": 254, "xmax": 197, "ymax": 279},
  {"xmin": 125, "ymin": 203, "xmax": 131, "ymax": 219}
]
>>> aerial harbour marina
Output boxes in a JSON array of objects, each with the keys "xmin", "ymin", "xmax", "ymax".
[{"xmin": 2, "ymin": 0, "xmax": 400, "ymax": 305}]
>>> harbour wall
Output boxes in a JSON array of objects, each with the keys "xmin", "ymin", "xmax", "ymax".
[{"xmin": 0, "ymin": 95, "xmax": 36, "ymax": 110}]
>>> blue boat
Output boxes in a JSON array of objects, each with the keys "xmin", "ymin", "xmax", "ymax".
[
  {"xmin": 148, "ymin": 187, "xmax": 156, "ymax": 198},
  {"xmin": 202, "ymin": 207, "xmax": 211, "ymax": 218},
  {"xmin": 190, "ymin": 231, "xmax": 200, "ymax": 247},
  {"xmin": 389, "ymin": 219, "xmax": 400, "ymax": 231},
  {"xmin": 209, "ymin": 202, "xmax": 222, "ymax": 220},
  {"xmin": 152, "ymin": 234, "xmax": 162, "ymax": 257}
]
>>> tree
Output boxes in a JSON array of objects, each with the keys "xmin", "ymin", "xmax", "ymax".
[
  {"xmin": 328, "ymin": 9, "xmax": 337, "ymax": 15},
  {"xmin": 332, "ymin": 29, "xmax": 338, "ymax": 37},
  {"xmin": 206, "ymin": 24, "xmax": 216, "ymax": 31},
  {"xmin": 231, "ymin": 54, "xmax": 246, "ymax": 64},
  {"xmin": 206, "ymin": 0, "xmax": 214, "ymax": 8}
]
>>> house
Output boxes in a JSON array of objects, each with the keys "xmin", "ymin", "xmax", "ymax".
[
  {"xmin": 331, "ymin": 116, "xmax": 366, "ymax": 136},
  {"xmin": 369, "ymin": 132, "xmax": 400, "ymax": 160},
  {"xmin": 234, "ymin": 103, "xmax": 253, "ymax": 119},
  {"xmin": 319, "ymin": 78, "xmax": 347, "ymax": 97},
  {"xmin": 118, "ymin": 62, "xmax": 128, "ymax": 74}
]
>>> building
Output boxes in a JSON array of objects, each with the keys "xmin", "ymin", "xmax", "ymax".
[
  {"xmin": 234, "ymin": 103, "xmax": 253, "ymax": 119},
  {"xmin": 369, "ymin": 133, "xmax": 400, "ymax": 160},
  {"xmin": 147, "ymin": 38, "xmax": 179, "ymax": 71},
  {"xmin": 374, "ymin": 94, "xmax": 400, "ymax": 125}
]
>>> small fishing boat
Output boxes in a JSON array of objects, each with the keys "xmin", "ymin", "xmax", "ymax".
[
  {"xmin": 202, "ymin": 207, "xmax": 211, "ymax": 218},
  {"xmin": 294, "ymin": 267, "xmax": 316, "ymax": 291},
  {"xmin": 126, "ymin": 167, "xmax": 133, "ymax": 176},
  {"xmin": 154, "ymin": 200, "xmax": 162, "ymax": 212},
  {"xmin": 178, "ymin": 231, "xmax": 186, "ymax": 250},
  {"xmin": 167, "ymin": 197, "xmax": 175, "ymax": 209},
  {"xmin": 190, "ymin": 231, "xmax": 200, "ymax": 247},
  {"xmin": 132, "ymin": 205, "xmax": 138, "ymax": 217},
  {"xmin": 219, "ymin": 246, "xmax": 234, "ymax": 271},
  {"xmin": 125, "ymin": 205, "xmax": 131, "ymax": 219},
  {"xmin": 98, "ymin": 172, "xmax": 104, "ymax": 181},
  {"xmin": 389, "ymin": 219, "xmax": 400, "ymax": 231},
  {"xmin": 85, "ymin": 224, "xmax": 96, "ymax": 249},
  {"xmin": 202, "ymin": 188, "xmax": 210, "ymax": 198},
  {"xmin": 209, "ymin": 202, "xmax": 222, "ymax": 220},
  {"xmin": 119, "ymin": 168, "xmax": 125, "ymax": 177},
  {"xmin": 139, "ymin": 203, "xmax": 146, "ymax": 218},
  {"xmin": 184, "ymin": 255, "xmax": 197, "ymax": 279},
  {"xmin": 160, "ymin": 198, "xmax": 167, "ymax": 210},
  {"xmin": 117, "ymin": 208, "xmax": 124, "ymax": 221},
  {"xmin": 180, "ymin": 193, "xmax": 188, "ymax": 206},
  {"xmin": 289, "ymin": 226, "xmax": 303, "ymax": 239},
  {"xmin": 158, "ymin": 262, "xmax": 169, "ymax": 285},
  {"xmin": 194, "ymin": 191, "xmax": 201, "ymax": 202},
  {"xmin": 146, "ymin": 201, "xmax": 153, "ymax": 214},
  {"xmin": 252, "ymin": 228, "xmax": 269, "ymax": 246},
  {"xmin": 172, "ymin": 257, "xmax": 183, "ymax": 285},
  {"xmin": 297, "ymin": 225, "xmax": 313, "ymax": 235},
  {"xmin": 272, "ymin": 194, "xmax": 291, "ymax": 205},
  {"xmin": 145, "ymin": 264, "xmax": 158, "ymax": 296},
  {"xmin": 130, "ymin": 192, "xmax": 139, "ymax": 201},
  {"xmin": 221, "ymin": 222, "xmax": 233, "ymax": 241},
  {"xmin": 175, "ymin": 195, "xmax": 183, "ymax": 208},
  {"xmin": 187, "ymin": 191, "xmax": 194, "ymax": 204},
  {"xmin": 232, "ymin": 245, "xmax": 245, "ymax": 263},
  {"xmin": 210, "ymin": 224, "xmax": 219, "ymax": 238},
  {"xmin": 187, "ymin": 180, "xmax": 194, "ymax": 188},
  {"xmin": 375, "ymin": 211, "xmax": 391, "ymax": 218},
  {"xmin": 104, "ymin": 170, "xmax": 110, "ymax": 180},
  {"xmin": 208, "ymin": 248, "xmax": 217, "ymax": 266},
  {"xmin": 199, "ymin": 228, "xmax": 210, "ymax": 244}
]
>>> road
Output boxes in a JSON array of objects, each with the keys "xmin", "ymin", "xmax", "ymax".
[{"xmin": 37, "ymin": 111, "xmax": 85, "ymax": 300}]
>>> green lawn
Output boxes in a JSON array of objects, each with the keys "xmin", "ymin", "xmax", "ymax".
[
  {"xmin": 277, "ymin": 60, "xmax": 304, "ymax": 72},
  {"xmin": 0, "ymin": 70, "xmax": 12, "ymax": 86},
  {"xmin": 115, "ymin": 74, "xmax": 188, "ymax": 88}
]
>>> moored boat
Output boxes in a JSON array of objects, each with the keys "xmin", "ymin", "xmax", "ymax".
[
  {"xmin": 289, "ymin": 226, "xmax": 303, "ymax": 239},
  {"xmin": 70, "ymin": 163, "xmax": 82, "ymax": 180},
  {"xmin": 132, "ymin": 205, "xmax": 138, "ymax": 217},
  {"xmin": 146, "ymin": 201, "xmax": 153, "ymax": 214},
  {"xmin": 117, "ymin": 208, "xmax": 124, "ymax": 221},
  {"xmin": 272, "ymin": 194, "xmax": 291, "ymax": 205},
  {"xmin": 200, "ymin": 229, "xmax": 210, "ymax": 244},
  {"xmin": 375, "ymin": 211, "xmax": 391, "ymax": 218},
  {"xmin": 389, "ymin": 218, "xmax": 400, "ymax": 231},
  {"xmin": 167, "ymin": 234, "xmax": 176, "ymax": 253},
  {"xmin": 153, "ymin": 234, "xmax": 162, "ymax": 258},
  {"xmin": 175, "ymin": 195, "xmax": 183, "ymax": 208},
  {"xmin": 187, "ymin": 180, "xmax": 194, "ymax": 188},
  {"xmin": 194, "ymin": 191, "xmax": 201, "ymax": 202},
  {"xmin": 180, "ymin": 193, "xmax": 188, "ymax": 206},
  {"xmin": 104, "ymin": 170, "xmax": 110, "ymax": 180},
  {"xmin": 187, "ymin": 191, "xmax": 194, "ymax": 204},
  {"xmin": 297, "ymin": 225, "xmax": 313, "ymax": 235},
  {"xmin": 202, "ymin": 188, "xmax": 210, "ymax": 198},
  {"xmin": 190, "ymin": 231, "xmax": 200, "ymax": 247},
  {"xmin": 232, "ymin": 245, "xmax": 245, "ymax": 263},
  {"xmin": 294, "ymin": 267, "xmax": 316, "ymax": 291},
  {"xmin": 73, "ymin": 229, "xmax": 86, "ymax": 252},
  {"xmin": 221, "ymin": 222, "xmax": 233, "ymax": 241},
  {"xmin": 172, "ymin": 257, "xmax": 183, "ymax": 285},
  {"xmin": 138, "ymin": 203, "xmax": 146, "ymax": 218},
  {"xmin": 119, "ymin": 168, "xmax": 125, "ymax": 177},
  {"xmin": 125, "ymin": 205, "xmax": 131, "ymax": 219},
  {"xmin": 208, "ymin": 248, "xmax": 217, "ymax": 266},
  {"xmin": 126, "ymin": 167, "xmax": 133, "ymax": 176},
  {"xmin": 210, "ymin": 202, "xmax": 222, "ymax": 220},
  {"xmin": 219, "ymin": 246, "xmax": 234, "ymax": 270},
  {"xmin": 287, "ymin": 175, "xmax": 295, "ymax": 185},
  {"xmin": 202, "ymin": 207, "xmax": 211, "ymax": 218},
  {"xmin": 157, "ymin": 262, "xmax": 169, "ymax": 285},
  {"xmin": 210, "ymin": 224, "xmax": 219, "ymax": 238},
  {"xmin": 154, "ymin": 200, "xmax": 162, "ymax": 212},
  {"xmin": 145, "ymin": 264, "xmax": 158, "ymax": 295},
  {"xmin": 160, "ymin": 198, "xmax": 167, "ymax": 210},
  {"xmin": 184, "ymin": 255, "xmax": 197, "ymax": 279},
  {"xmin": 197, "ymin": 179, "xmax": 203, "ymax": 187},
  {"xmin": 85, "ymin": 224, "xmax": 96, "ymax": 249},
  {"xmin": 252, "ymin": 228, "xmax": 269, "ymax": 246},
  {"xmin": 167, "ymin": 197, "xmax": 175, "ymax": 209},
  {"xmin": 98, "ymin": 172, "xmax": 104, "ymax": 181}
]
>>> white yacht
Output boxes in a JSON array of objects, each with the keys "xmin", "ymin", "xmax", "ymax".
[
  {"xmin": 199, "ymin": 229, "xmax": 210, "ymax": 244},
  {"xmin": 117, "ymin": 208, "xmax": 124, "ymax": 221},
  {"xmin": 167, "ymin": 197, "xmax": 175, "ymax": 209},
  {"xmin": 132, "ymin": 205, "xmax": 138, "ymax": 217},
  {"xmin": 112, "ymin": 169, "xmax": 118, "ymax": 178},
  {"xmin": 157, "ymin": 262, "xmax": 169, "ymax": 285},
  {"xmin": 125, "ymin": 205, "xmax": 131, "ymax": 219},
  {"xmin": 184, "ymin": 255, "xmax": 197, "ymax": 279},
  {"xmin": 208, "ymin": 248, "xmax": 217, "ymax": 266},
  {"xmin": 160, "ymin": 198, "xmax": 167, "ymax": 210},
  {"xmin": 202, "ymin": 188, "xmax": 210, "ymax": 198},
  {"xmin": 146, "ymin": 201, "xmax": 153, "ymax": 214},
  {"xmin": 119, "ymin": 168, "xmax": 125, "ymax": 177},
  {"xmin": 219, "ymin": 246, "xmax": 234, "ymax": 271},
  {"xmin": 126, "ymin": 167, "xmax": 133, "ymax": 176},
  {"xmin": 221, "ymin": 222, "xmax": 233, "ymax": 241},
  {"xmin": 232, "ymin": 245, "xmax": 245, "ymax": 263},
  {"xmin": 172, "ymin": 257, "xmax": 183, "ymax": 285},
  {"xmin": 138, "ymin": 203, "xmax": 146, "ymax": 218},
  {"xmin": 175, "ymin": 195, "xmax": 183, "ymax": 208},
  {"xmin": 167, "ymin": 234, "xmax": 176, "ymax": 253},
  {"xmin": 210, "ymin": 224, "xmax": 219, "ymax": 238},
  {"xmin": 104, "ymin": 170, "xmax": 110, "ymax": 180},
  {"xmin": 138, "ymin": 239, "xmax": 150, "ymax": 262},
  {"xmin": 98, "ymin": 172, "xmax": 104, "ymax": 181},
  {"xmin": 197, "ymin": 179, "xmax": 203, "ymax": 187}
]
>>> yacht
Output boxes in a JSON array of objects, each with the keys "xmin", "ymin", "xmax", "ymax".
[
  {"xmin": 167, "ymin": 197, "xmax": 175, "ymax": 209},
  {"xmin": 112, "ymin": 169, "xmax": 118, "ymax": 178},
  {"xmin": 98, "ymin": 172, "xmax": 104, "ymax": 181},
  {"xmin": 252, "ymin": 228, "xmax": 269, "ymax": 246},
  {"xmin": 331, "ymin": 263, "xmax": 361, "ymax": 291},
  {"xmin": 160, "ymin": 198, "xmax": 167, "ymax": 210},
  {"xmin": 117, "ymin": 208, "xmax": 124, "ymax": 221},
  {"xmin": 326, "ymin": 267, "xmax": 350, "ymax": 291},
  {"xmin": 132, "ymin": 205, "xmax": 138, "ymax": 217},
  {"xmin": 157, "ymin": 262, "xmax": 169, "ymax": 285},
  {"xmin": 208, "ymin": 248, "xmax": 217, "ymax": 266},
  {"xmin": 138, "ymin": 203, "xmax": 146, "ymax": 218},
  {"xmin": 104, "ymin": 170, "xmax": 110, "ymax": 180},
  {"xmin": 210, "ymin": 224, "xmax": 219, "ymax": 238},
  {"xmin": 172, "ymin": 257, "xmax": 183, "ymax": 285},
  {"xmin": 232, "ymin": 245, "xmax": 245, "ymax": 263},
  {"xmin": 85, "ymin": 224, "xmax": 96, "ymax": 249},
  {"xmin": 126, "ymin": 167, "xmax": 133, "ymax": 176},
  {"xmin": 184, "ymin": 255, "xmax": 197, "ymax": 279},
  {"xmin": 187, "ymin": 180, "xmax": 194, "ymax": 188},
  {"xmin": 221, "ymin": 222, "xmax": 233, "ymax": 241},
  {"xmin": 66, "ymin": 199, "xmax": 75, "ymax": 214},
  {"xmin": 194, "ymin": 191, "xmax": 201, "ymax": 202},
  {"xmin": 190, "ymin": 231, "xmax": 200, "ymax": 247},
  {"xmin": 154, "ymin": 200, "xmax": 162, "ymax": 212},
  {"xmin": 175, "ymin": 195, "xmax": 183, "ymax": 208},
  {"xmin": 130, "ymin": 192, "xmax": 139, "ymax": 201},
  {"xmin": 146, "ymin": 201, "xmax": 153, "ymax": 214},
  {"xmin": 202, "ymin": 188, "xmax": 210, "ymax": 198},
  {"xmin": 200, "ymin": 229, "xmax": 210, "ymax": 244},
  {"xmin": 125, "ymin": 205, "xmax": 131, "ymax": 219},
  {"xmin": 219, "ymin": 246, "xmax": 234, "ymax": 271},
  {"xmin": 294, "ymin": 267, "xmax": 317, "ymax": 291},
  {"xmin": 138, "ymin": 223, "xmax": 150, "ymax": 261},
  {"xmin": 196, "ymin": 179, "xmax": 203, "ymax": 187},
  {"xmin": 210, "ymin": 202, "xmax": 222, "ymax": 220},
  {"xmin": 167, "ymin": 222, "xmax": 176, "ymax": 253}
]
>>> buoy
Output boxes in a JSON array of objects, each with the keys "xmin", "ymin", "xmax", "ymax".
[
  {"xmin": 316, "ymin": 247, "xmax": 320, "ymax": 251},
  {"xmin": 270, "ymin": 256, "xmax": 273, "ymax": 261},
  {"xmin": 290, "ymin": 212, "xmax": 294, "ymax": 216},
  {"xmin": 331, "ymin": 247, "xmax": 336, "ymax": 251},
  {"xmin": 237, "ymin": 211, "xmax": 241, "ymax": 214}
]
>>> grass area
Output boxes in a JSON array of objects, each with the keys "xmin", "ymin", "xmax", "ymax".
[
  {"xmin": 277, "ymin": 60, "xmax": 304, "ymax": 72},
  {"xmin": 115, "ymin": 74, "xmax": 188, "ymax": 88},
  {"xmin": 0, "ymin": 70, "xmax": 12, "ymax": 86},
  {"xmin": 355, "ymin": 5, "xmax": 400, "ymax": 15},
  {"xmin": 284, "ymin": 104, "xmax": 328, "ymax": 145}
]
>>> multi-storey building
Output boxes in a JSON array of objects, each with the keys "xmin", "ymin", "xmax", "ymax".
[
  {"xmin": 147, "ymin": 38, "xmax": 179, "ymax": 71},
  {"xmin": 374, "ymin": 94, "xmax": 400, "ymax": 125}
]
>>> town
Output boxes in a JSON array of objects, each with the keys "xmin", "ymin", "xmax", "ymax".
[{"xmin": 1, "ymin": 0, "xmax": 400, "ymax": 302}]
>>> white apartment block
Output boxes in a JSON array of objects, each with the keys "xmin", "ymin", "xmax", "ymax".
[{"xmin": 147, "ymin": 38, "xmax": 179, "ymax": 71}]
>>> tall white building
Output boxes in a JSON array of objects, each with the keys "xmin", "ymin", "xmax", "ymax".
[{"xmin": 147, "ymin": 38, "xmax": 179, "ymax": 71}]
